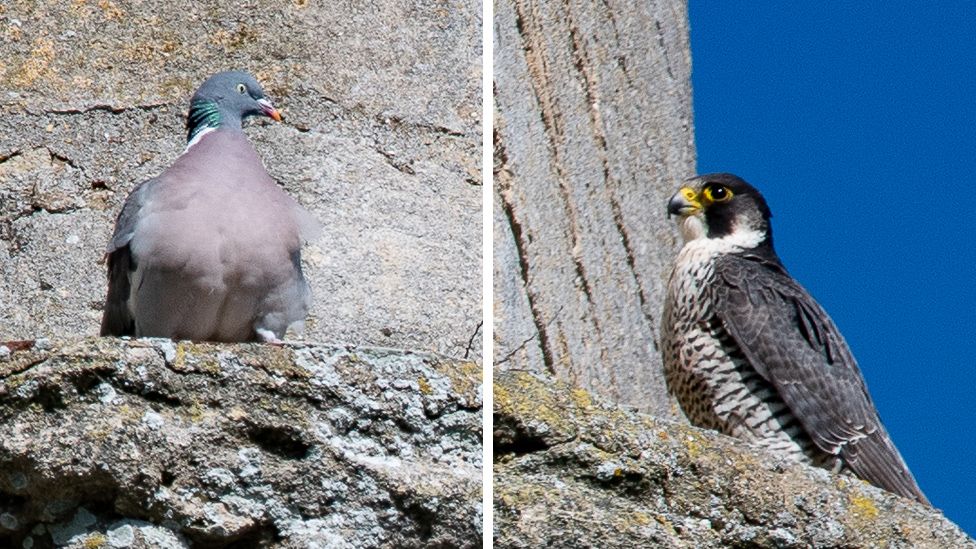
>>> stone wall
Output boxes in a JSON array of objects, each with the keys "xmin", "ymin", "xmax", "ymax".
[
  {"xmin": 0, "ymin": 0, "xmax": 482, "ymax": 360},
  {"xmin": 493, "ymin": 0, "xmax": 694, "ymax": 416}
]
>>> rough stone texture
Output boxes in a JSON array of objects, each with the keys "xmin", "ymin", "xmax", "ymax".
[
  {"xmin": 493, "ymin": 0, "xmax": 694, "ymax": 415},
  {"xmin": 0, "ymin": 0, "xmax": 482, "ymax": 360},
  {"xmin": 0, "ymin": 338, "xmax": 481, "ymax": 548},
  {"xmin": 494, "ymin": 370, "xmax": 974, "ymax": 548}
]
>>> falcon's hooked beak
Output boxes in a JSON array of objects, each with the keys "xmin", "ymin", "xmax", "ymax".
[
  {"xmin": 667, "ymin": 187, "xmax": 702, "ymax": 218},
  {"xmin": 257, "ymin": 98, "xmax": 283, "ymax": 122}
]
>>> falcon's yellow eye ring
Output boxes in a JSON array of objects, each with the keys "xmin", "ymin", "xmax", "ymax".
[
  {"xmin": 702, "ymin": 184, "xmax": 733, "ymax": 203},
  {"xmin": 237, "ymin": 83, "xmax": 247, "ymax": 95}
]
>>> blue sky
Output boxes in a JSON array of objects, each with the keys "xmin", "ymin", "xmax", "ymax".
[{"xmin": 690, "ymin": 3, "xmax": 976, "ymax": 535}]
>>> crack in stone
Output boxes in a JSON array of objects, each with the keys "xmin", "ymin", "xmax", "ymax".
[
  {"xmin": 463, "ymin": 320, "xmax": 482, "ymax": 360},
  {"xmin": 26, "ymin": 102, "xmax": 171, "ymax": 117},
  {"xmin": 0, "ymin": 150, "xmax": 23, "ymax": 164},
  {"xmin": 495, "ymin": 305, "xmax": 563, "ymax": 366},
  {"xmin": 377, "ymin": 148, "xmax": 417, "ymax": 175},
  {"xmin": 494, "ymin": 118, "xmax": 555, "ymax": 374}
]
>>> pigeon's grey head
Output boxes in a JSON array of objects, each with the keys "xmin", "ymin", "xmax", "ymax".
[{"xmin": 186, "ymin": 71, "xmax": 281, "ymax": 145}]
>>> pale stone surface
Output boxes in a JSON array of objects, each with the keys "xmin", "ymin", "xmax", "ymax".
[
  {"xmin": 493, "ymin": 0, "xmax": 694, "ymax": 415},
  {"xmin": 0, "ymin": 0, "xmax": 482, "ymax": 360}
]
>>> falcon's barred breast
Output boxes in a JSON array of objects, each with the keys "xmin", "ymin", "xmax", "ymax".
[{"xmin": 661, "ymin": 173, "xmax": 928, "ymax": 504}]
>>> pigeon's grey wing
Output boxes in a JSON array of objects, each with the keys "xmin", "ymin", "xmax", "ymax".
[
  {"xmin": 270, "ymin": 176, "xmax": 321, "ymax": 243},
  {"xmin": 709, "ymin": 253, "xmax": 928, "ymax": 504},
  {"xmin": 106, "ymin": 178, "xmax": 158, "ymax": 254},
  {"xmin": 100, "ymin": 245, "xmax": 134, "ymax": 336},
  {"xmin": 100, "ymin": 178, "xmax": 158, "ymax": 336}
]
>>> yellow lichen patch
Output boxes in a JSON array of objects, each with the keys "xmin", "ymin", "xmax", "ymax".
[
  {"xmin": 13, "ymin": 37, "xmax": 56, "ymax": 88},
  {"xmin": 494, "ymin": 372, "xmax": 591, "ymax": 443},
  {"xmin": 630, "ymin": 511, "xmax": 652, "ymax": 526},
  {"xmin": 497, "ymin": 490, "xmax": 519, "ymax": 508},
  {"xmin": 676, "ymin": 427, "xmax": 709, "ymax": 459},
  {"xmin": 69, "ymin": 0, "xmax": 93, "ymax": 19},
  {"xmin": 86, "ymin": 424, "xmax": 112, "ymax": 441},
  {"xmin": 653, "ymin": 513, "xmax": 678, "ymax": 537},
  {"xmin": 272, "ymin": 400, "xmax": 308, "ymax": 424},
  {"xmin": 569, "ymin": 388, "xmax": 592, "ymax": 410},
  {"xmin": 496, "ymin": 483, "xmax": 549, "ymax": 509},
  {"xmin": 726, "ymin": 448, "xmax": 760, "ymax": 474},
  {"xmin": 848, "ymin": 493, "xmax": 879, "ymax": 521},
  {"xmin": 118, "ymin": 30, "xmax": 184, "ymax": 65},
  {"xmin": 187, "ymin": 400, "xmax": 205, "ymax": 423},
  {"xmin": 171, "ymin": 344, "xmax": 188, "ymax": 371},
  {"xmin": 161, "ymin": 76, "xmax": 195, "ymax": 99},
  {"xmin": 494, "ymin": 381, "xmax": 512, "ymax": 411},
  {"xmin": 118, "ymin": 404, "xmax": 142, "ymax": 424},
  {"xmin": 121, "ymin": 40, "xmax": 162, "ymax": 63},
  {"xmin": 83, "ymin": 533, "xmax": 107, "ymax": 548},
  {"xmin": 247, "ymin": 346, "xmax": 310, "ymax": 379},
  {"xmin": 254, "ymin": 398, "xmax": 307, "ymax": 427},
  {"xmin": 434, "ymin": 360, "xmax": 480, "ymax": 398},
  {"xmin": 418, "ymin": 377, "xmax": 432, "ymax": 395},
  {"xmin": 97, "ymin": 0, "xmax": 124, "ymax": 20},
  {"xmin": 657, "ymin": 430, "xmax": 669, "ymax": 441},
  {"xmin": 2, "ymin": 375, "xmax": 26, "ymax": 392},
  {"xmin": 210, "ymin": 24, "xmax": 260, "ymax": 52},
  {"xmin": 174, "ymin": 343, "xmax": 220, "ymax": 375}
]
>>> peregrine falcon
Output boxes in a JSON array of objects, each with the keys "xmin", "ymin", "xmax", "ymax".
[{"xmin": 661, "ymin": 173, "xmax": 928, "ymax": 504}]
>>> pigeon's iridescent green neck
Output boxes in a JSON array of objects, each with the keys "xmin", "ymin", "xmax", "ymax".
[{"xmin": 186, "ymin": 100, "xmax": 223, "ymax": 144}]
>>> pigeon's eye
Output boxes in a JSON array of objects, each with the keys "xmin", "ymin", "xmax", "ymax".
[
  {"xmin": 703, "ymin": 184, "xmax": 732, "ymax": 203},
  {"xmin": 237, "ymin": 83, "xmax": 247, "ymax": 95}
]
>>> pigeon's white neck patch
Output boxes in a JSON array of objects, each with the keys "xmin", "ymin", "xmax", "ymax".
[{"xmin": 184, "ymin": 126, "xmax": 217, "ymax": 152}]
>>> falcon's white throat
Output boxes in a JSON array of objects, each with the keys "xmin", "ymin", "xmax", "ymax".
[
  {"xmin": 675, "ymin": 213, "xmax": 767, "ymax": 251},
  {"xmin": 676, "ymin": 214, "xmax": 707, "ymax": 243},
  {"xmin": 719, "ymin": 222, "xmax": 766, "ymax": 250}
]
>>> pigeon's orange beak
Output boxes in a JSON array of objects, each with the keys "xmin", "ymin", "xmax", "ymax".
[{"xmin": 257, "ymin": 98, "xmax": 283, "ymax": 121}]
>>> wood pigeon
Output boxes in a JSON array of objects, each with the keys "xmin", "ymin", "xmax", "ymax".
[{"xmin": 100, "ymin": 71, "xmax": 319, "ymax": 343}]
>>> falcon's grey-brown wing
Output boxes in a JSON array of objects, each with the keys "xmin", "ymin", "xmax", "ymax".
[{"xmin": 709, "ymin": 253, "xmax": 928, "ymax": 504}]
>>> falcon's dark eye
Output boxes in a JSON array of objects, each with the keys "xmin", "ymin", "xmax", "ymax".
[
  {"xmin": 236, "ymin": 83, "xmax": 247, "ymax": 95},
  {"xmin": 703, "ymin": 184, "xmax": 733, "ymax": 203}
]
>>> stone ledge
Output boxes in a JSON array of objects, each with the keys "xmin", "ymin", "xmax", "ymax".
[
  {"xmin": 494, "ymin": 370, "xmax": 972, "ymax": 548},
  {"xmin": 0, "ymin": 337, "xmax": 482, "ymax": 548}
]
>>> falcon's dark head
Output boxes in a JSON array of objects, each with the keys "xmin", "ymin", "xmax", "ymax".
[
  {"xmin": 186, "ymin": 71, "xmax": 282, "ymax": 145},
  {"xmin": 667, "ymin": 173, "xmax": 775, "ymax": 252}
]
